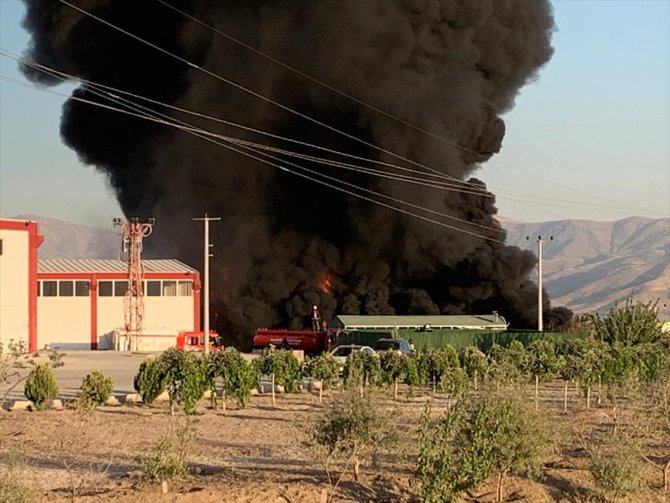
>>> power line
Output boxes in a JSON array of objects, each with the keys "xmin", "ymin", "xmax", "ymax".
[
  {"xmin": 3, "ymin": 48, "xmax": 665, "ymax": 222},
  {"xmin": 0, "ymin": 73, "xmax": 506, "ymax": 242},
  {"xmin": 8, "ymin": 50, "xmax": 662, "ymax": 220},
  {"xmin": 152, "ymin": 0, "xmax": 662, "ymax": 218},
  {"xmin": 57, "ymin": 0, "xmax": 480, "ymax": 190},
  {"xmin": 5, "ymin": 48, "xmax": 494, "ymax": 198}
]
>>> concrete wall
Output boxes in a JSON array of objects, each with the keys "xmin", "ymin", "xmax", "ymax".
[
  {"xmin": 37, "ymin": 296, "xmax": 90, "ymax": 350},
  {"xmin": 0, "ymin": 229, "xmax": 29, "ymax": 347},
  {"xmin": 97, "ymin": 297, "xmax": 194, "ymax": 343},
  {"xmin": 35, "ymin": 276, "xmax": 196, "ymax": 350}
]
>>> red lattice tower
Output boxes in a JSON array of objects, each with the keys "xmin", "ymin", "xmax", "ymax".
[{"xmin": 114, "ymin": 218, "xmax": 155, "ymax": 350}]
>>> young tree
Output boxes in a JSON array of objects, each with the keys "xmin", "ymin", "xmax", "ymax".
[
  {"xmin": 310, "ymin": 390, "xmax": 392, "ymax": 500},
  {"xmin": 1, "ymin": 340, "xmax": 64, "ymax": 403},
  {"xmin": 75, "ymin": 370, "xmax": 113, "ymax": 411},
  {"xmin": 342, "ymin": 351, "xmax": 381, "ymax": 393},
  {"xmin": 567, "ymin": 339, "xmax": 606, "ymax": 408},
  {"xmin": 253, "ymin": 349, "xmax": 301, "ymax": 407},
  {"xmin": 414, "ymin": 391, "xmax": 553, "ymax": 503},
  {"xmin": 526, "ymin": 340, "xmax": 560, "ymax": 409},
  {"xmin": 207, "ymin": 348, "xmax": 257, "ymax": 410},
  {"xmin": 590, "ymin": 432, "xmax": 642, "ymax": 501},
  {"xmin": 459, "ymin": 346, "xmax": 488, "ymax": 390},
  {"xmin": 302, "ymin": 353, "xmax": 340, "ymax": 403},
  {"xmin": 134, "ymin": 358, "xmax": 167, "ymax": 405},
  {"xmin": 602, "ymin": 344, "xmax": 641, "ymax": 426},
  {"xmin": 594, "ymin": 297, "xmax": 662, "ymax": 346},
  {"xmin": 24, "ymin": 364, "xmax": 59, "ymax": 410},
  {"xmin": 487, "ymin": 341, "xmax": 529, "ymax": 388},
  {"xmin": 636, "ymin": 373, "xmax": 670, "ymax": 491},
  {"xmin": 378, "ymin": 350, "xmax": 406, "ymax": 400},
  {"xmin": 422, "ymin": 346, "xmax": 460, "ymax": 393},
  {"xmin": 160, "ymin": 348, "xmax": 209, "ymax": 415}
]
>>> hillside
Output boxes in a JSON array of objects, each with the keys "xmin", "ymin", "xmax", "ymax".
[
  {"xmin": 13, "ymin": 214, "xmax": 670, "ymax": 317},
  {"xmin": 15, "ymin": 214, "xmax": 119, "ymax": 259},
  {"xmin": 503, "ymin": 216, "xmax": 670, "ymax": 316}
]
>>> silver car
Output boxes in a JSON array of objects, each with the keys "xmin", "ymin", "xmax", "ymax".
[{"xmin": 330, "ymin": 344, "xmax": 376, "ymax": 373}]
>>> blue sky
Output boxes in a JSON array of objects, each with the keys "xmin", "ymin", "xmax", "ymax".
[{"xmin": 1, "ymin": 0, "xmax": 668, "ymax": 228}]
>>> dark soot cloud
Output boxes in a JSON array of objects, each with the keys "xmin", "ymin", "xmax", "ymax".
[{"xmin": 21, "ymin": 0, "xmax": 572, "ymax": 345}]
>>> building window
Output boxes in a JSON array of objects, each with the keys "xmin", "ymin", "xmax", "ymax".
[
  {"xmin": 99, "ymin": 281, "xmax": 113, "ymax": 297},
  {"xmin": 75, "ymin": 281, "xmax": 90, "ymax": 297},
  {"xmin": 42, "ymin": 281, "xmax": 57, "ymax": 297},
  {"xmin": 146, "ymin": 281, "xmax": 161, "ymax": 296},
  {"xmin": 37, "ymin": 282, "xmax": 41, "ymax": 297},
  {"xmin": 162, "ymin": 281, "xmax": 177, "ymax": 296},
  {"xmin": 114, "ymin": 281, "xmax": 128, "ymax": 297},
  {"xmin": 59, "ymin": 281, "xmax": 74, "ymax": 297},
  {"xmin": 177, "ymin": 281, "xmax": 192, "ymax": 296}
]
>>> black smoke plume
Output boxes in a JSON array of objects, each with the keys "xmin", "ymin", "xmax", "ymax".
[{"xmin": 21, "ymin": 0, "xmax": 571, "ymax": 346}]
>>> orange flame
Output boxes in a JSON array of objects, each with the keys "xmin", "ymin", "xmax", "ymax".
[{"xmin": 318, "ymin": 274, "xmax": 333, "ymax": 295}]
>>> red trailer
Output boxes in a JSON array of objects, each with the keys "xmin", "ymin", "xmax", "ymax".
[{"xmin": 252, "ymin": 328, "xmax": 332, "ymax": 354}]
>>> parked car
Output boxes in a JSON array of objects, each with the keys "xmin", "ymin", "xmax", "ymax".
[
  {"xmin": 330, "ymin": 345, "xmax": 376, "ymax": 373},
  {"xmin": 372, "ymin": 338, "xmax": 415, "ymax": 356}
]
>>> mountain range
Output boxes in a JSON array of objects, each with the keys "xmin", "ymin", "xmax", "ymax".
[{"xmin": 12, "ymin": 214, "xmax": 670, "ymax": 318}]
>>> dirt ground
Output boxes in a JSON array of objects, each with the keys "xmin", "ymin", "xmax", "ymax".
[{"xmin": 0, "ymin": 384, "xmax": 668, "ymax": 503}]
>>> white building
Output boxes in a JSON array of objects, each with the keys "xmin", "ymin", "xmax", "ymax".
[
  {"xmin": 0, "ymin": 219, "xmax": 43, "ymax": 351},
  {"xmin": 0, "ymin": 218, "xmax": 201, "ymax": 351}
]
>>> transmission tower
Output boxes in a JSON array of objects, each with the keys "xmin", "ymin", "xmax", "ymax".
[{"xmin": 113, "ymin": 217, "xmax": 156, "ymax": 350}]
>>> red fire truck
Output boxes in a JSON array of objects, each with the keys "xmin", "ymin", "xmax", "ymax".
[
  {"xmin": 176, "ymin": 330, "xmax": 222, "ymax": 351},
  {"xmin": 252, "ymin": 305, "xmax": 336, "ymax": 354},
  {"xmin": 252, "ymin": 328, "xmax": 331, "ymax": 353}
]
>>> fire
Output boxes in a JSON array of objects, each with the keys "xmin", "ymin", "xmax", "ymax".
[{"xmin": 318, "ymin": 274, "xmax": 333, "ymax": 295}]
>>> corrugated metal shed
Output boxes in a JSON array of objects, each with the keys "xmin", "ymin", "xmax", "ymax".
[
  {"xmin": 331, "ymin": 314, "xmax": 508, "ymax": 331},
  {"xmin": 38, "ymin": 258, "xmax": 197, "ymax": 274}
]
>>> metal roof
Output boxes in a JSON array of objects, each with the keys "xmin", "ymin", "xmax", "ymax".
[
  {"xmin": 38, "ymin": 259, "xmax": 197, "ymax": 274},
  {"xmin": 331, "ymin": 314, "xmax": 508, "ymax": 330}
]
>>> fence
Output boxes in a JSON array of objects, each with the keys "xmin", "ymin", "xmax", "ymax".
[{"xmin": 337, "ymin": 329, "xmax": 586, "ymax": 352}]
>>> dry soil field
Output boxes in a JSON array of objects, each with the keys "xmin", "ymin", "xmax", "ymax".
[{"xmin": 1, "ymin": 381, "xmax": 668, "ymax": 503}]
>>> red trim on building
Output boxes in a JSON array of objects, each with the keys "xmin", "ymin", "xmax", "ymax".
[
  {"xmin": 90, "ymin": 275, "xmax": 98, "ymax": 350},
  {"xmin": 37, "ymin": 271, "xmax": 198, "ymax": 280},
  {"xmin": 0, "ymin": 220, "xmax": 43, "ymax": 352},
  {"xmin": 193, "ymin": 272, "xmax": 201, "ymax": 332},
  {"xmin": 36, "ymin": 269, "xmax": 200, "ymax": 349}
]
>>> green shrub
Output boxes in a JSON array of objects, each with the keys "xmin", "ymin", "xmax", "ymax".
[
  {"xmin": 590, "ymin": 434, "xmax": 641, "ymax": 501},
  {"xmin": 24, "ymin": 363, "xmax": 59, "ymax": 410},
  {"xmin": 343, "ymin": 351, "xmax": 381, "ymax": 389},
  {"xmin": 311, "ymin": 390, "xmax": 392, "ymax": 485},
  {"xmin": 253, "ymin": 349, "xmax": 302, "ymax": 392},
  {"xmin": 379, "ymin": 350, "xmax": 406, "ymax": 385},
  {"xmin": 134, "ymin": 358, "xmax": 166, "ymax": 405},
  {"xmin": 138, "ymin": 419, "xmax": 194, "ymax": 491},
  {"xmin": 594, "ymin": 297, "xmax": 662, "ymax": 346},
  {"xmin": 459, "ymin": 346, "xmax": 488, "ymax": 384},
  {"xmin": 414, "ymin": 391, "xmax": 552, "ymax": 502},
  {"xmin": 302, "ymin": 353, "xmax": 339, "ymax": 389},
  {"xmin": 75, "ymin": 370, "xmax": 113, "ymax": 410},
  {"xmin": 401, "ymin": 354, "xmax": 426, "ymax": 387},
  {"xmin": 487, "ymin": 341, "xmax": 530, "ymax": 385},
  {"xmin": 634, "ymin": 343, "xmax": 669, "ymax": 383},
  {"xmin": 160, "ymin": 348, "xmax": 209, "ymax": 415},
  {"xmin": 207, "ymin": 348, "xmax": 257, "ymax": 408},
  {"xmin": 422, "ymin": 346, "xmax": 460, "ymax": 390}
]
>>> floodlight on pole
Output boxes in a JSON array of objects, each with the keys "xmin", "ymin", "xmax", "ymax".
[
  {"xmin": 526, "ymin": 234, "xmax": 553, "ymax": 332},
  {"xmin": 113, "ymin": 217, "xmax": 155, "ymax": 350}
]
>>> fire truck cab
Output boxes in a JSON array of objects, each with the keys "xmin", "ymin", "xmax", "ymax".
[{"xmin": 176, "ymin": 330, "xmax": 221, "ymax": 351}]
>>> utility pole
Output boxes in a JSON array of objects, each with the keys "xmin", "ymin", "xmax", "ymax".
[
  {"xmin": 193, "ymin": 214, "xmax": 221, "ymax": 354},
  {"xmin": 526, "ymin": 234, "xmax": 553, "ymax": 332}
]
